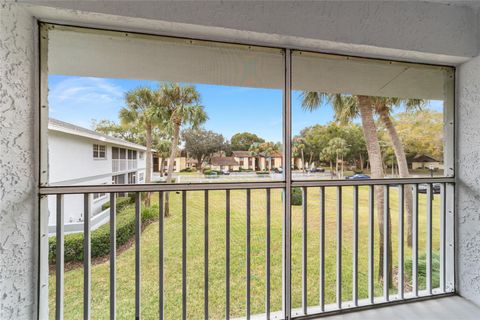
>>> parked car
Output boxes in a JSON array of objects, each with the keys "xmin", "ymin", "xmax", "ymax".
[
  {"xmin": 221, "ymin": 169, "xmax": 230, "ymax": 175},
  {"xmin": 418, "ymin": 183, "xmax": 441, "ymax": 194},
  {"xmin": 345, "ymin": 174, "xmax": 371, "ymax": 180},
  {"xmin": 308, "ymin": 167, "xmax": 325, "ymax": 173},
  {"xmin": 274, "ymin": 167, "xmax": 283, "ymax": 173}
]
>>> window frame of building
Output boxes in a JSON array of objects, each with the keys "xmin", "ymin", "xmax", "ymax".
[{"xmin": 93, "ymin": 144, "xmax": 107, "ymax": 160}]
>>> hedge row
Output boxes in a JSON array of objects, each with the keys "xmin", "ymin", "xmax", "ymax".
[
  {"xmin": 101, "ymin": 194, "xmax": 135, "ymax": 211},
  {"xmin": 49, "ymin": 203, "xmax": 158, "ymax": 264},
  {"xmin": 291, "ymin": 187, "xmax": 302, "ymax": 206}
]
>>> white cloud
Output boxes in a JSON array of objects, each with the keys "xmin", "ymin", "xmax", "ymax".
[{"xmin": 48, "ymin": 77, "xmax": 126, "ymax": 128}]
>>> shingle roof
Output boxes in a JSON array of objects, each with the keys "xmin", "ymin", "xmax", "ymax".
[
  {"xmin": 48, "ymin": 118, "xmax": 148, "ymax": 151},
  {"xmin": 210, "ymin": 156, "xmax": 239, "ymax": 166},
  {"xmin": 232, "ymin": 151, "xmax": 252, "ymax": 157},
  {"xmin": 411, "ymin": 154, "xmax": 440, "ymax": 163}
]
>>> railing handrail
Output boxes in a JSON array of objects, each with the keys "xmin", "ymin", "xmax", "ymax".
[{"xmin": 39, "ymin": 177, "xmax": 455, "ymax": 195}]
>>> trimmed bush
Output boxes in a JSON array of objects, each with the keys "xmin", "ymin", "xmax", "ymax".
[
  {"xmin": 101, "ymin": 194, "xmax": 135, "ymax": 211},
  {"xmin": 256, "ymin": 171, "xmax": 270, "ymax": 175},
  {"xmin": 180, "ymin": 167, "xmax": 196, "ymax": 173},
  {"xmin": 291, "ymin": 187, "xmax": 303, "ymax": 206},
  {"xmin": 49, "ymin": 204, "xmax": 158, "ymax": 264}
]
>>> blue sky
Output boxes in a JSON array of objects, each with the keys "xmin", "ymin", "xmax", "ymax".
[{"xmin": 48, "ymin": 75, "xmax": 442, "ymax": 142}]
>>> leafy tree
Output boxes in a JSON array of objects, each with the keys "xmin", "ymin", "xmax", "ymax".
[
  {"xmin": 395, "ymin": 110, "xmax": 443, "ymax": 161},
  {"xmin": 183, "ymin": 128, "xmax": 225, "ymax": 169},
  {"xmin": 231, "ymin": 132, "xmax": 265, "ymax": 151},
  {"xmin": 92, "ymin": 119, "xmax": 145, "ymax": 144}
]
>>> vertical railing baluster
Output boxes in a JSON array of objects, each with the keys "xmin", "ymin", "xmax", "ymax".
[
  {"xmin": 110, "ymin": 193, "xmax": 116, "ymax": 320},
  {"xmin": 159, "ymin": 192, "xmax": 164, "ymax": 320},
  {"xmin": 398, "ymin": 185, "xmax": 404, "ymax": 300},
  {"xmin": 412, "ymin": 184, "xmax": 419, "ymax": 297},
  {"xmin": 440, "ymin": 183, "xmax": 446, "ymax": 292},
  {"xmin": 266, "ymin": 189, "xmax": 271, "ymax": 319},
  {"xmin": 336, "ymin": 186, "xmax": 342, "ymax": 309},
  {"xmin": 383, "ymin": 186, "xmax": 390, "ymax": 302},
  {"xmin": 368, "ymin": 185, "xmax": 374, "ymax": 304},
  {"xmin": 426, "ymin": 184, "xmax": 433, "ymax": 294},
  {"xmin": 182, "ymin": 191, "xmax": 187, "ymax": 320},
  {"xmin": 246, "ymin": 189, "xmax": 251, "ymax": 319},
  {"xmin": 56, "ymin": 194, "xmax": 64, "ymax": 320},
  {"xmin": 319, "ymin": 187, "xmax": 325, "ymax": 311},
  {"xmin": 204, "ymin": 190, "xmax": 209, "ymax": 319},
  {"xmin": 135, "ymin": 192, "xmax": 141, "ymax": 320},
  {"xmin": 302, "ymin": 187, "xmax": 308, "ymax": 315},
  {"xmin": 352, "ymin": 186, "xmax": 358, "ymax": 306},
  {"xmin": 226, "ymin": 189, "xmax": 230, "ymax": 320},
  {"xmin": 84, "ymin": 194, "xmax": 91, "ymax": 320}
]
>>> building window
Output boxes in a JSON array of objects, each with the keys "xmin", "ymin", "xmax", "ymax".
[
  {"xmin": 240, "ymin": 160, "xmax": 244, "ymax": 166},
  {"xmin": 93, "ymin": 144, "xmax": 106, "ymax": 159},
  {"xmin": 139, "ymin": 172, "xmax": 144, "ymax": 182}
]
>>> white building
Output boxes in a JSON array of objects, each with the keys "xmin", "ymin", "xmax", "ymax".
[{"xmin": 47, "ymin": 118, "xmax": 148, "ymax": 233}]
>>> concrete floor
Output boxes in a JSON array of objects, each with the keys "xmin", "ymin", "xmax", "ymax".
[{"xmin": 317, "ymin": 296, "xmax": 480, "ymax": 320}]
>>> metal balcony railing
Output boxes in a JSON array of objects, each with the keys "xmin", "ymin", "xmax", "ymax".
[{"xmin": 40, "ymin": 177, "xmax": 455, "ymax": 320}]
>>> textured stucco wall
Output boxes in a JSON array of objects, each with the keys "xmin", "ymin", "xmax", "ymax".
[
  {"xmin": 457, "ymin": 55, "xmax": 480, "ymax": 305},
  {"xmin": 0, "ymin": 2, "xmax": 37, "ymax": 319},
  {"xmin": 21, "ymin": 0, "xmax": 479, "ymax": 59}
]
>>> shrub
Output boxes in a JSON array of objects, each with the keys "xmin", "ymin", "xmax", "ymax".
[
  {"xmin": 204, "ymin": 169, "xmax": 220, "ymax": 176},
  {"xmin": 49, "ymin": 204, "xmax": 159, "ymax": 264},
  {"xmin": 291, "ymin": 187, "xmax": 303, "ymax": 206},
  {"xmin": 180, "ymin": 167, "xmax": 196, "ymax": 173},
  {"xmin": 101, "ymin": 195, "xmax": 135, "ymax": 211},
  {"xmin": 256, "ymin": 171, "xmax": 270, "ymax": 175}
]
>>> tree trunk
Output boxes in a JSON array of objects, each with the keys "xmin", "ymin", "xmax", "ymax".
[
  {"xmin": 197, "ymin": 156, "xmax": 203, "ymax": 170},
  {"xmin": 144, "ymin": 125, "xmax": 152, "ymax": 207},
  {"xmin": 359, "ymin": 153, "xmax": 364, "ymax": 171},
  {"xmin": 357, "ymin": 96, "xmax": 391, "ymax": 284},
  {"xmin": 335, "ymin": 153, "xmax": 339, "ymax": 178},
  {"xmin": 301, "ymin": 149, "xmax": 305, "ymax": 172},
  {"xmin": 378, "ymin": 105, "xmax": 413, "ymax": 247},
  {"xmin": 159, "ymin": 158, "xmax": 165, "ymax": 177},
  {"xmin": 165, "ymin": 121, "xmax": 181, "ymax": 217}
]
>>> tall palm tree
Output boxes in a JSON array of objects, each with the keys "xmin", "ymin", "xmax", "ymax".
[
  {"xmin": 327, "ymin": 137, "xmax": 349, "ymax": 178},
  {"xmin": 302, "ymin": 92, "xmax": 391, "ymax": 283},
  {"xmin": 159, "ymin": 82, "xmax": 207, "ymax": 215},
  {"xmin": 373, "ymin": 97, "xmax": 425, "ymax": 247},
  {"xmin": 292, "ymin": 137, "xmax": 306, "ymax": 171},
  {"xmin": 121, "ymin": 87, "xmax": 163, "ymax": 205}
]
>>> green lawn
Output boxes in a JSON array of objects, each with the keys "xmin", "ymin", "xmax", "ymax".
[{"xmin": 49, "ymin": 187, "xmax": 441, "ymax": 319}]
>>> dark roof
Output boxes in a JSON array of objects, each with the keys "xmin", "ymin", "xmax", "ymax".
[
  {"xmin": 210, "ymin": 156, "xmax": 239, "ymax": 166},
  {"xmin": 49, "ymin": 118, "xmax": 147, "ymax": 150},
  {"xmin": 232, "ymin": 151, "xmax": 252, "ymax": 157},
  {"xmin": 411, "ymin": 154, "xmax": 440, "ymax": 163}
]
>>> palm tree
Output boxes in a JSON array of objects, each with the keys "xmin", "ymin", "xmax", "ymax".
[
  {"xmin": 302, "ymin": 92, "xmax": 391, "ymax": 283},
  {"xmin": 292, "ymin": 137, "xmax": 306, "ymax": 171},
  {"xmin": 159, "ymin": 82, "xmax": 207, "ymax": 215},
  {"xmin": 121, "ymin": 87, "xmax": 163, "ymax": 205},
  {"xmin": 373, "ymin": 97, "xmax": 425, "ymax": 247},
  {"xmin": 327, "ymin": 137, "xmax": 349, "ymax": 178}
]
